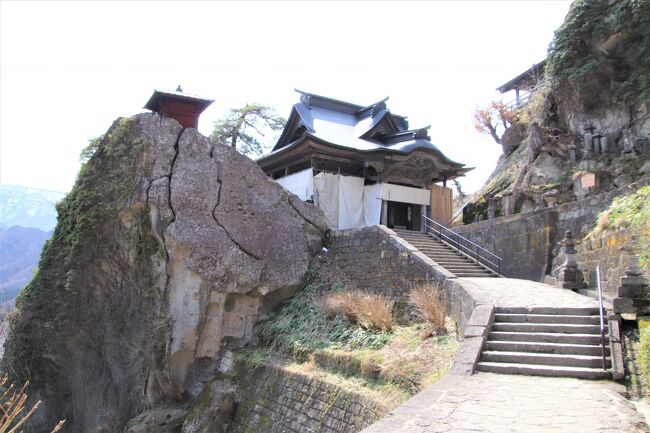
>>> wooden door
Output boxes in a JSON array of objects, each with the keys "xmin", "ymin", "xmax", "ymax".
[{"xmin": 430, "ymin": 184, "xmax": 452, "ymax": 226}]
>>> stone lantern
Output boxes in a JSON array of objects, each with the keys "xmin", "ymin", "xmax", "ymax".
[
  {"xmin": 543, "ymin": 189, "xmax": 559, "ymax": 208},
  {"xmin": 487, "ymin": 195, "xmax": 496, "ymax": 219},
  {"xmin": 557, "ymin": 231, "xmax": 580, "ymax": 290},
  {"xmin": 613, "ymin": 256, "xmax": 650, "ymax": 316},
  {"xmin": 501, "ymin": 191, "xmax": 514, "ymax": 216}
]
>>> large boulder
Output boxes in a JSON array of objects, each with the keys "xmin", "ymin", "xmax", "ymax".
[{"xmin": 4, "ymin": 113, "xmax": 326, "ymax": 433}]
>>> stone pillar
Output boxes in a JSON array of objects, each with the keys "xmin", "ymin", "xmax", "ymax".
[
  {"xmin": 543, "ymin": 189, "xmax": 559, "ymax": 208},
  {"xmin": 557, "ymin": 231, "xmax": 580, "ymax": 290},
  {"xmin": 593, "ymin": 133, "xmax": 603, "ymax": 155},
  {"xmin": 567, "ymin": 143, "xmax": 577, "ymax": 165},
  {"xmin": 501, "ymin": 191, "xmax": 514, "ymax": 216},
  {"xmin": 613, "ymin": 256, "xmax": 650, "ymax": 316},
  {"xmin": 487, "ymin": 196, "xmax": 496, "ymax": 219},
  {"xmin": 600, "ymin": 135, "xmax": 609, "ymax": 154},
  {"xmin": 622, "ymin": 129, "xmax": 636, "ymax": 155},
  {"xmin": 583, "ymin": 129, "xmax": 594, "ymax": 159}
]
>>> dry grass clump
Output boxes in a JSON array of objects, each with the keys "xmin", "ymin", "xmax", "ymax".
[
  {"xmin": 409, "ymin": 284, "xmax": 447, "ymax": 334},
  {"xmin": 0, "ymin": 376, "xmax": 65, "ymax": 433},
  {"xmin": 322, "ymin": 291, "xmax": 394, "ymax": 331}
]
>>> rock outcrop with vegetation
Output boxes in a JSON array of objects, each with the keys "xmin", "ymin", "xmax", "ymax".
[
  {"xmin": 466, "ymin": 0, "xmax": 650, "ymax": 221},
  {"xmin": 3, "ymin": 113, "xmax": 326, "ymax": 433}
]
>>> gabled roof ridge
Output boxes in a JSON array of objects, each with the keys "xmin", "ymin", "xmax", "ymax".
[
  {"xmin": 295, "ymin": 89, "xmax": 364, "ymax": 113},
  {"xmin": 355, "ymin": 97, "xmax": 389, "ymax": 119},
  {"xmin": 381, "ymin": 126, "xmax": 431, "ymax": 144}
]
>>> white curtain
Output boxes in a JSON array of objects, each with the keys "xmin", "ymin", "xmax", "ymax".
[
  {"xmin": 276, "ymin": 168, "xmax": 314, "ymax": 201},
  {"xmin": 314, "ymin": 172, "xmax": 340, "ymax": 228},
  {"xmin": 338, "ymin": 175, "xmax": 364, "ymax": 229},
  {"xmin": 363, "ymin": 184, "xmax": 383, "ymax": 226},
  {"xmin": 313, "ymin": 175, "xmax": 429, "ymax": 229}
]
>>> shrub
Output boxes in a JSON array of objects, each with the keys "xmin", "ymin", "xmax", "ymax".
[
  {"xmin": 409, "ymin": 284, "xmax": 447, "ymax": 334},
  {"xmin": 587, "ymin": 186, "xmax": 650, "ymax": 266},
  {"xmin": 0, "ymin": 376, "xmax": 65, "ymax": 432},
  {"xmin": 638, "ymin": 326, "xmax": 650, "ymax": 389},
  {"xmin": 322, "ymin": 291, "xmax": 394, "ymax": 331},
  {"xmin": 256, "ymin": 271, "xmax": 391, "ymax": 358}
]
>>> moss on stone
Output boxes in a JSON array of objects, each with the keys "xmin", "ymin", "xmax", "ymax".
[{"xmin": 547, "ymin": 0, "xmax": 650, "ymax": 110}]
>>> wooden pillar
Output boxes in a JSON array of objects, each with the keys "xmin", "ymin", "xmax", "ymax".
[{"xmin": 515, "ymin": 89, "xmax": 521, "ymax": 107}]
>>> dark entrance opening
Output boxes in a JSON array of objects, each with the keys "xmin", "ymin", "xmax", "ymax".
[{"xmin": 387, "ymin": 201, "xmax": 421, "ymax": 231}]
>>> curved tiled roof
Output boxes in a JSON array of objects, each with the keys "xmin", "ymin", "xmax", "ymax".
[{"xmin": 260, "ymin": 91, "xmax": 468, "ymax": 174}]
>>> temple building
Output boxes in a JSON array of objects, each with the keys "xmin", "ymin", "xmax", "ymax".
[{"xmin": 257, "ymin": 91, "xmax": 471, "ymax": 231}]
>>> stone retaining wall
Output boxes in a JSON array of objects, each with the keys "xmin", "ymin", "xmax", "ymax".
[
  {"xmin": 326, "ymin": 225, "xmax": 453, "ymax": 299},
  {"xmin": 326, "ymin": 225, "xmax": 493, "ymax": 375},
  {"xmin": 228, "ymin": 364, "xmax": 383, "ymax": 433},
  {"xmin": 454, "ymin": 178, "xmax": 649, "ymax": 282},
  {"xmin": 560, "ymin": 228, "xmax": 650, "ymax": 299}
]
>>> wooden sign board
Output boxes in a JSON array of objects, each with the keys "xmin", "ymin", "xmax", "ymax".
[{"xmin": 580, "ymin": 173, "xmax": 597, "ymax": 188}]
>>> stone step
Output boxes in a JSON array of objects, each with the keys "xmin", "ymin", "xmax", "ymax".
[
  {"xmin": 423, "ymin": 257, "xmax": 482, "ymax": 265},
  {"xmin": 489, "ymin": 331, "xmax": 605, "ymax": 345},
  {"xmin": 441, "ymin": 266, "xmax": 489, "ymax": 273},
  {"xmin": 455, "ymin": 273, "xmax": 497, "ymax": 278},
  {"xmin": 443, "ymin": 265, "xmax": 492, "ymax": 272},
  {"xmin": 393, "ymin": 231, "xmax": 497, "ymax": 277},
  {"xmin": 432, "ymin": 260, "xmax": 478, "ymax": 266},
  {"xmin": 393, "ymin": 235, "xmax": 432, "ymax": 241},
  {"xmin": 476, "ymin": 362, "xmax": 612, "ymax": 380},
  {"xmin": 445, "ymin": 266, "xmax": 492, "ymax": 272},
  {"xmin": 494, "ymin": 313, "xmax": 601, "ymax": 325},
  {"xmin": 492, "ymin": 322, "xmax": 606, "ymax": 334},
  {"xmin": 495, "ymin": 307, "xmax": 601, "ymax": 316},
  {"xmin": 421, "ymin": 254, "xmax": 467, "ymax": 261},
  {"xmin": 392, "ymin": 229, "xmax": 427, "ymax": 234},
  {"xmin": 394, "ymin": 237, "xmax": 434, "ymax": 243},
  {"xmin": 485, "ymin": 340, "xmax": 610, "ymax": 356},
  {"xmin": 418, "ymin": 250, "xmax": 461, "ymax": 257},
  {"xmin": 416, "ymin": 247, "xmax": 459, "ymax": 254},
  {"xmin": 481, "ymin": 351, "xmax": 611, "ymax": 369},
  {"xmin": 403, "ymin": 240, "xmax": 452, "ymax": 247},
  {"xmin": 422, "ymin": 252, "xmax": 473, "ymax": 259},
  {"xmin": 424, "ymin": 256, "xmax": 467, "ymax": 262},
  {"xmin": 403, "ymin": 236, "xmax": 440, "ymax": 241}
]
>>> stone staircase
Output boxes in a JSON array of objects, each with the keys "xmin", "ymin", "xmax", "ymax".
[
  {"xmin": 477, "ymin": 307, "xmax": 612, "ymax": 379},
  {"xmin": 393, "ymin": 229, "xmax": 497, "ymax": 278}
]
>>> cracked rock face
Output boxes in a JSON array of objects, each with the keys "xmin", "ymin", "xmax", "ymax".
[{"xmin": 5, "ymin": 113, "xmax": 326, "ymax": 433}]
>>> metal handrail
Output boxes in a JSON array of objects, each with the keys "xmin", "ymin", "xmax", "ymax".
[
  {"xmin": 422, "ymin": 214, "xmax": 503, "ymax": 276},
  {"xmin": 596, "ymin": 266, "xmax": 608, "ymax": 370},
  {"xmin": 448, "ymin": 202, "xmax": 468, "ymax": 226}
]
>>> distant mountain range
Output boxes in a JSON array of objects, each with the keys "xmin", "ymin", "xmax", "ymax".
[
  {"xmin": 0, "ymin": 185, "xmax": 66, "ymax": 302},
  {"xmin": 0, "ymin": 185, "xmax": 65, "ymax": 231},
  {"xmin": 0, "ymin": 226, "xmax": 52, "ymax": 301}
]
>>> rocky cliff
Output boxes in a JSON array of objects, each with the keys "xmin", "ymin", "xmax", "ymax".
[
  {"xmin": 3, "ymin": 113, "xmax": 326, "ymax": 433},
  {"xmin": 466, "ymin": 0, "xmax": 650, "ymax": 221}
]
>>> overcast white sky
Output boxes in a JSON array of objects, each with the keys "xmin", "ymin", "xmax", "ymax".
[{"xmin": 0, "ymin": 0, "xmax": 572, "ymax": 194}]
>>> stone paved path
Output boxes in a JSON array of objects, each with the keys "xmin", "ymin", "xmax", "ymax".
[
  {"xmin": 461, "ymin": 277, "xmax": 601, "ymax": 309},
  {"xmin": 362, "ymin": 372, "xmax": 647, "ymax": 433},
  {"xmin": 362, "ymin": 277, "xmax": 648, "ymax": 432}
]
